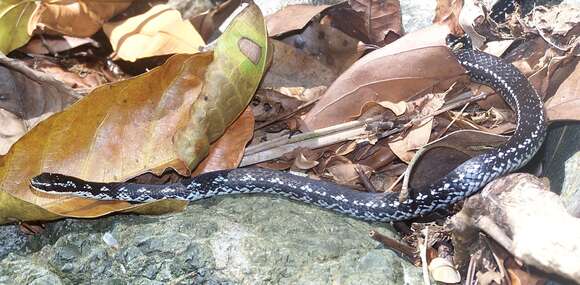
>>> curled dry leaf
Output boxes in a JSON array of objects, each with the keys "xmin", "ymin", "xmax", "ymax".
[
  {"xmin": 457, "ymin": 0, "xmax": 486, "ymax": 48},
  {"xmin": 37, "ymin": 0, "xmax": 132, "ymax": 37},
  {"xmin": 266, "ymin": 4, "xmax": 330, "ymax": 37},
  {"xmin": 104, "ymin": 4, "xmax": 205, "ymax": 62},
  {"xmin": 525, "ymin": 4, "xmax": 580, "ymax": 51},
  {"xmin": 433, "ymin": 0, "xmax": 463, "ymax": 31},
  {"xmin": 348, "ymin": 0, "xmax": 404, "ymax": 45},
  {"xmin": 0, "ymin": 3, "xmax": 268, "ymax": 224},
  {"xmin": 293, "ymin": 151, "xmax": 320, "ymax": 170},
  {"xmin": 388, "ymin": 93, "xmax": 446, "ymax": 163},
  {"xmin": 0, "ymin": 0, "xmax": 37, "ymax": 54},
  {"xmin": 428, "ymin": 257, "xmax": 461, "ymax": 283},
  {"xmin": 326, "ymin": 163, "xmax": 373, "ymax": 186},
  {"xmin": 302, "ymin": 24, "xmax": 465, "ymax": 130}
]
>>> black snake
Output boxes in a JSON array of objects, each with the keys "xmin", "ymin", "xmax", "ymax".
[{"xmin": 30, "ymin": 2, "xmax": 546, "ymax": 222}]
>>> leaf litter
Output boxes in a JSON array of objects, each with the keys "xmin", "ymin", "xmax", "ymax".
[{"xmin": 0, "ymin": 0, "xmax": 579, "ymax": 283}]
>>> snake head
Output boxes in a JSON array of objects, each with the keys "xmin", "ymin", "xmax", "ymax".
[{"xmin": 446, "ymin": 34, "xmax": 473, "ymax": 52}]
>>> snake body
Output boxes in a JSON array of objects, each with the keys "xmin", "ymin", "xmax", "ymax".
[{"xmin": 31, "ymin": 35, "xmax": 547, "ymax": 222}]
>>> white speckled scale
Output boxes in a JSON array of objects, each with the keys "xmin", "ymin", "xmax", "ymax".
[{"xmin": 31, "ymin": 34, "xmax": 547, "ymax": 222}]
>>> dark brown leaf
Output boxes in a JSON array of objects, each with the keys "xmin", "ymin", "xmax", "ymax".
[{"xmin": 266, "ymin": 4, "xmax": 330, "ymax": 37}]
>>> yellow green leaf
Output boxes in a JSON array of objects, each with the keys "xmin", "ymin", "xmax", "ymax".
[
  {"xmin": 0, "ymin": 0, "xmax": 37, "ymax": 54},
  {"xmin": 175, "ymin": 3, "xmax": 269, "ymax": 168}
]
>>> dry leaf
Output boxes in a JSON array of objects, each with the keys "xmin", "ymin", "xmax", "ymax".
[
  {"xmin": 355, "ymin": 143, "xmax": 397, "ymax": 171},
  {"xmin": 325, "ymin": 1, "xmax": 402, "ymax": 46},
  {"xmin": 37, "ymin": 0, "xmax": 132, "ymax": 37},
  {"xmin": 104, "ymin": 4, "xmax": 205, "ymax": 62},
  {"xmin": 348, "ymin": 0, "xmax": 403, "ymax": 45},
  {"xmin": 1, "ymin": 53, "xmax": 210, "ymax": 222},
  {"xmin": 293, "ymin": 151, "xmax": 320, "ymax": 170},
  {"xmin": 327, "ymin": 163, "xmax": 372, "ymax": 185},
  {"xmin": 0, "ymin": 55, "xmax": 78, "ymax": 155},
  {"xmin": 266, "ymin": 4, "xmax": 330, "ymax": 37},
  {"xmin": 525, "ymin": 4, "xmax": 580, "ymax": 51},
  {"xmin": 389, "ymin": 93, "xmax": 445, "ymax": 163},
  {"xmin": 192, "ymin": 108, "xmax": 255, "ymax": 175},
  {"xmin": 0, "ymin": 0, "xmax": 38, "ymax": 54},
  {"xmin": 261, "ymin": 39, "xmax": 339, "ymax": 89},
  {"xmin": 302, "ymin": 24, "xmax": 465, "ymax": 130},
  {"xmin": 21, "ymin": 57, "xmax": 110, "ymax": 90},
  {"xmin": 433, "ymin": 0, "xmax": 463, "ymax": 30},
  {"xmin": 545, "ymin": 58, "xmax": 580, "ymax": 121},
  {"xmin": 505, "ymin": 258, "xmax": 547, "ymax": 285},
  {"xmin": 281, "ymin": 21, "xmax": 362, "ymax": 74}
]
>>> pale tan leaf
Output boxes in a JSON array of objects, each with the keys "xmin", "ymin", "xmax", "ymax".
[{"xmin": 104, "ymin": 4, "xmax": 205, "ymax": 62}]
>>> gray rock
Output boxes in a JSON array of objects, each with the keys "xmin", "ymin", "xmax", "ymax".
[
  {"xmin": 0, "ymin": 225, "xmax": 27, "ymax": 259},
  {"xmin": 542, "ymin": 122, "xmax": 580, "ymax": 217},
  {"xmin": 0, "ymin": 196, "xmax": 422, "ymax": 284}
]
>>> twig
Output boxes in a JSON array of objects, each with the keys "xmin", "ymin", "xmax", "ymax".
[
  {"xmin": 354, "ymin": 164, "xmax": 376, "ymax": 192},
  {"xmin": 437, "ymin": 102, "xmax": 470, "ymax": 140},
  {"xmin": 369, "ymin": 229, "xmax": 417, "ymax": 264},
  {"xmin": 483, "ymin": 235, "xmax": 511, "ymax": 285},
  {"xmin": 420, "ymin": 227, "xmax": 431, "ymax": 285},
  {"xmin": 241, "ymin": 115, "xmax": 387, "ymax": 166},
  {"xmin": 464, "ymin": 254, "xmax": 477, "ymax": 285}
]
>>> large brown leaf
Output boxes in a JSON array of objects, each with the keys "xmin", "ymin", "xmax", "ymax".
[
  {"xmin": 302, "ymin": 24, "xmax": 465, "ymax": 130},
  {"xmin": 0, "ymin": 53, "xmax": 208, "ymax": 223}
]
